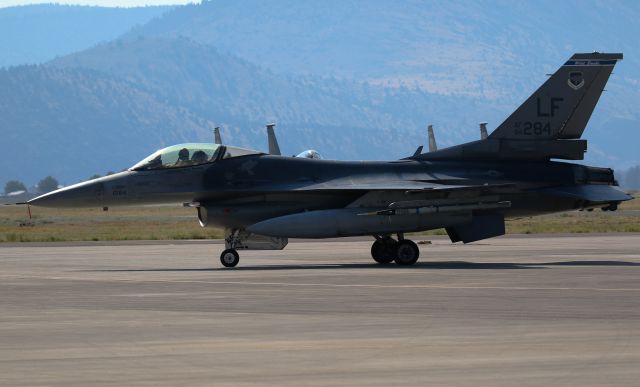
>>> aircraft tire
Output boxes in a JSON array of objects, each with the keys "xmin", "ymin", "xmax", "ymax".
[
  {"xmin": 371, "ymin": 239, "xmax": 397, "ymax": 264},
  {"xmin": 394, "ymin": 240, "xmax": 419, "ymax": 266},
  {"xmin": 220, "ymin": 249, "xmax": 240, "ymax": 267}
]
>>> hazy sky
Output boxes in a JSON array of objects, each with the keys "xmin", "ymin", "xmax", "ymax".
[{"xmin": 0, "ymin": 0, "xmax": 196, "ymax": 7}]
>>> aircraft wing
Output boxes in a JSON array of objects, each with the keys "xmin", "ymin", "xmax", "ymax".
[
  {"xmin": 284, "ymin": 178, "xmax": 514, "ymax": 193},
  {"xmin": 248, "ymin": 179, "xmax": 515, "ymax": 244}
]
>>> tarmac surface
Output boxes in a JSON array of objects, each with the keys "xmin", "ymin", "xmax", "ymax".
[{"xmin": 1, "ymin": 234, "xmax": 640, "ymax": 386}]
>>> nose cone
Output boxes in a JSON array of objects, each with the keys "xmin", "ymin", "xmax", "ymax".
[{"xmin": 28, "ymin": 179, "xmax": 105, "ymax": 208}]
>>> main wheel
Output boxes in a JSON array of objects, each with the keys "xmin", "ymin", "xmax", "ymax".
[
  {"xmin": 220, "ymin": 249, "xmax": 240, "ymax": 267},
  {"xmin": 394, "ymin": 240, "xmax": 419, "ymax": 266},
  {"xmin": 371, "ymin": 239, "xmax": 397, "ymax": 264}
]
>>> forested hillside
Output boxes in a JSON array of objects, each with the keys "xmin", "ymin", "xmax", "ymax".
[
  {"xmin": 3, "ymin": 37, "xmax": 493, "ymax": 183},
  {"xmin": 0, "ymin": 65, "xmax": 211, "ymax": 182},
  {"xmin": 1, "ymin": 1, "xmax": 638, "ymax": 186}
]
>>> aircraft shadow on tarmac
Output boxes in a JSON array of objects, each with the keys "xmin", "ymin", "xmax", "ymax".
[{"xmin": 87, "ymin": 260, "xmax": 640, "ymax": 272}]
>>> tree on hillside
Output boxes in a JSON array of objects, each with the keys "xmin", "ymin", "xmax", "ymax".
[
  {"xmin": 4, "ymin": 180, "xmax": 27, "ymax": 194},
  {"xmin": 37, "ymin": 176, "xmax": 59, "ymax": 194}
]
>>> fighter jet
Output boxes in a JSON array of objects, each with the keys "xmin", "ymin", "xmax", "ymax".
[{"xmin": 28, "ymin": 52, "xmax": 632, "ymax": 267}]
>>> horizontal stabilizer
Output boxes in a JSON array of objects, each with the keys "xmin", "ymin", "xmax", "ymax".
[{"xmin": 539, "ymin": 185, "xmax": 632, "ymax": 202}]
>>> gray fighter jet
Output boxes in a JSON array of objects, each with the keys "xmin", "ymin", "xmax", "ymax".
[{"xmin": 28, "ymin": 52, "xmax": 632, "ymax": 267}]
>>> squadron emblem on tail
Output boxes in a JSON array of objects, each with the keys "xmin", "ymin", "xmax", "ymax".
[{"xmin": 568, "ymin": 71, "xmax": 584, "ymax": 90}]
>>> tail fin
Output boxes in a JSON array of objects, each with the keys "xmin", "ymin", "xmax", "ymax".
[
  {"xmin": 411, "ymin": 52, "xmax": 623, "ymax": 162},
  {"xmin": 489, "ymin": 52, "xmax": 622, "ymax": 140}
]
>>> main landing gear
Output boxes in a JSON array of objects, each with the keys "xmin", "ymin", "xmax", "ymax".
[
  {"xmin": 371, "ymin": 234, "xmax": 420, "ymax": 266},
  {"xmin": 218, "ymin": 229, "xmax": 420, "ymax": 268}
]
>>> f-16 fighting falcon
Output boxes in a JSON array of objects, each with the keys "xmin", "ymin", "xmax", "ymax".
[{"xmin": 27, "ymin": 53, "xmax": 632, "ymax": 267}]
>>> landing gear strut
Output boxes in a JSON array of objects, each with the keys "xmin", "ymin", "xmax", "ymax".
[
  {"xmin": 371, "ymin": 234, "xmax": 420, "ymax": 266},
  {"xmin": 217, "ymin": 228, "xmax": 289, "ymax": 267},
  {"xmin": 220, "ymin": 229, "xmax": 241, "ymax": 268}
]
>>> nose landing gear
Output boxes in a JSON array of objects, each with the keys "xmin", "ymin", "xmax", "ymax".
[
  {"xmin": 220, "ymin": 229, "xmax": 242, "ymax": 268},
  {"xmin": 371, "ymin": 235, "xmax": 419, "ymax": 266},
  {"xmin": 217, "ymin": 228, "xmax": 290, "ymax": 268},
  {"xmin": 220, "ymin": 249, "xmax": 240, "ymax": 268}
]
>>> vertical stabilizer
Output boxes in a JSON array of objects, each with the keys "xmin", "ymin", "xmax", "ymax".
[
  {"xmin": 214, "ymin": 127, "xmax": 222, "ymax": 145},
  {"xmin": 266, "ymin": 123, "xmax": 281, "ymax": 155},
  {"xmin": 427, "ymin": 124, "xmax": 437, "ymax": 152},
  {"xmin": 489, "ymin": 53, "xmax": 622, "ymax": 140}
]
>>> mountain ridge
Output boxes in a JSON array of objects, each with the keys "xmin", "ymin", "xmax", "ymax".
[
  {"xmin": 0, "ymin": 4, "xmax": 172, "ymax": 68},
  {"xmin": 1, "ymin": 1, "xmax": 638, "ymax": 186}
]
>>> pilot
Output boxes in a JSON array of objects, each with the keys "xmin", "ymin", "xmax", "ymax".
[
  {"xmin": 191, "ymin": 150, "xmax": 208, "ymax": 164},
  {"xmin": 174, "ymin": 148, "xmax": 190, "ymax": 167}
]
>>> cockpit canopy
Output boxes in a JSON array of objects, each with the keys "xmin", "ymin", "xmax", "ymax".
[{"xmin": 129, "ymin": 143, "xmax": 261, "ymax": 171}]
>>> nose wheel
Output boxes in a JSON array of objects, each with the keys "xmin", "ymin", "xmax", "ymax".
[{"xmin": 220, "ymin": 249, "xmax": 240, "ymax": 268}]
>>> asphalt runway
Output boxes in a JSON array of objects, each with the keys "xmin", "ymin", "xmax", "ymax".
[{"xmin": 1, "ymin": 234, "xmax": 640, "ymax": 386}]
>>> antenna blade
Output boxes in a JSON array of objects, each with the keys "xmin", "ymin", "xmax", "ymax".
[
  {"xmin": 428, "ymin": 124, "xmax": 437, "ymax": 152},
  {"xmin": 266, "ymin": 123, "xmax": 281, "ymax": 155},
  {"xmin": 214, "ymin": 127, "xmax": 222, "ymax": 144},
  {"xmin": 479, "ymin": 122, "xmax": 488, "ymax": 140}
]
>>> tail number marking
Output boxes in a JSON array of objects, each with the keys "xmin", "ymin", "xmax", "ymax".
[{"xmin": 514, "ymin": 121, "xmax": 551, "ymax": 136}]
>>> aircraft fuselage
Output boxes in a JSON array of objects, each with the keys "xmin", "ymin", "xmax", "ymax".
[{"xmin": 30, "ymin": 154, "xmax": 622, "ymax": 232}]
